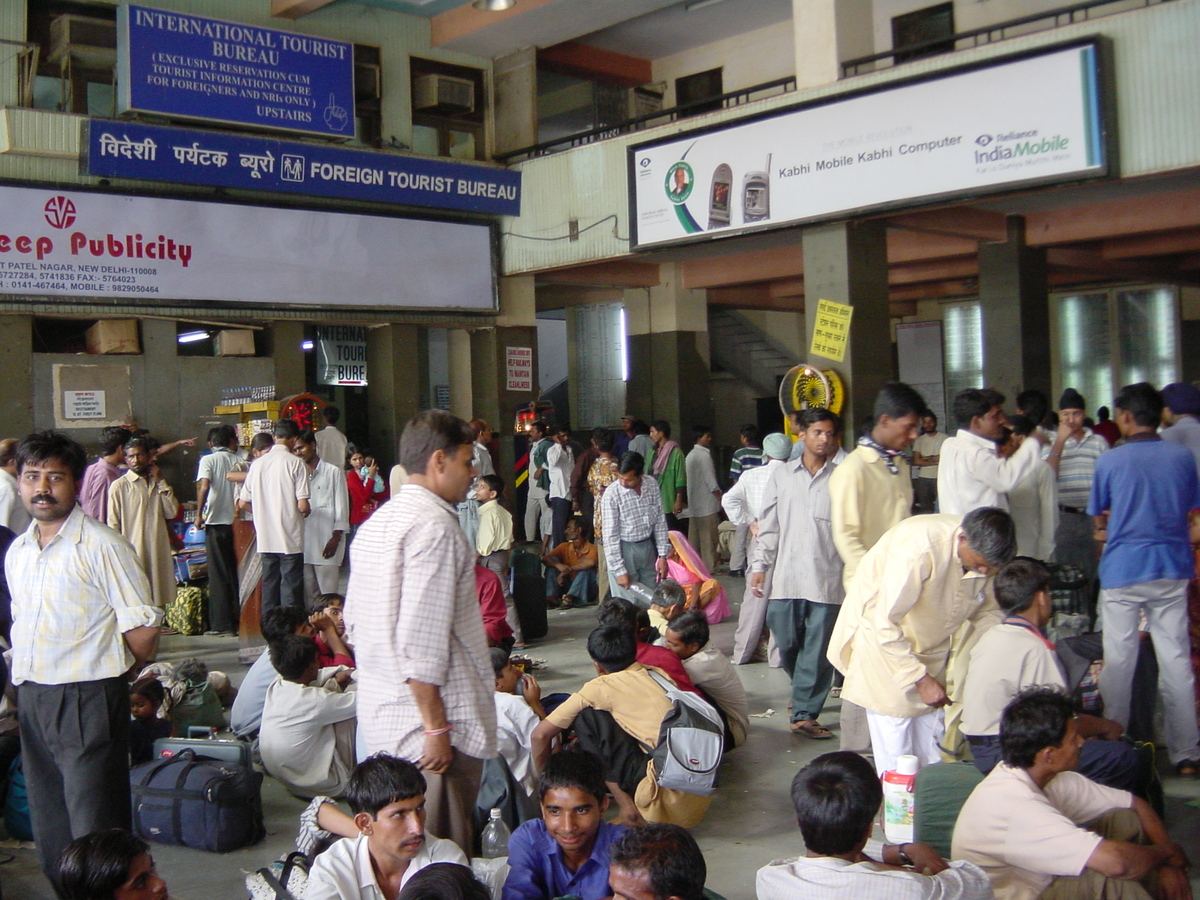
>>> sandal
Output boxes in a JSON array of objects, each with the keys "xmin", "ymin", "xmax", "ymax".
[
  {"xmin": 791, "ymin": 720, "xmax": 834, "ymax": 739},
  {"xmin": 1176, "ymin": 759, "xmax": 1200, "ymax": 778}
]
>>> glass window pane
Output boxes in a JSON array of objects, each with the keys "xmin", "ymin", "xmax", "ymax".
[
  {"xmin": 447, "ymin": 129, "xmax": 476, "ymax": 160},
  {"xmin": 1057, "ymin": 292, "xmax": 1112, "ymax": 414},
  {"xmin": 411, "ymin": 125, "xmax": 440, "ymax": 157},
  {"xmin": 944, "ymin": 301, "xmax": 983, "ymax": 412},
  {"xmin": 1116, "ymin": 286, "xmax": 1177, "ymax": 388}
]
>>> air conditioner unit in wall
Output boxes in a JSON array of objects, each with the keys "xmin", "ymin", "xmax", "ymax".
[{"xmin": 413, "ymin": 73, "xmax": 476, "ymax": 114}]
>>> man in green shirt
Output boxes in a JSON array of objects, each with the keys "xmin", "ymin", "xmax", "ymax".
[{"xmin": 648, "ymin": 420, "xmax": 687, "ymax": 533}]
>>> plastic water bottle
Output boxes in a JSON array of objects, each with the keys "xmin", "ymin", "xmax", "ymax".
[
  {"xmin": 481, "ymin": 808, "xmax": 510, "ymax": 859},
  {"xmin": 881, "ymin": 754, "xmax": 920, "ymax": 844}
]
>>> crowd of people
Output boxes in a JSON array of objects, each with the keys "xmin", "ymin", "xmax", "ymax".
[{"xmin": 0, "ymin": 374, "xmax": 1197, "ymax": 900}]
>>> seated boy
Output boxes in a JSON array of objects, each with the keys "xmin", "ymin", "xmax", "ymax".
[
  {"xmin": 502, "ymin": 748, "xmax": 628, "ymax": 900},
  {"xmin": 231, "ymin": 606, "xmax": 314, "ymax": 739},
  {"xmin": 598, "ymin": 597, "xmax": 698, "ymax": 695},
  {"xmin": 532, "ymin": 623, "xmax": 716, "ymax": 829},
  {"xmin": 662, "ymin": 611, "xmax": 749, "ymax": 749},
  {"xmin": 492, "ymin": 647, "xmax": 546, "ymax": 797},
  {"xmin": 260, "ymin": 634, "xmax": 357, "ymax": 798},
  {"xmin": 609, "ymin": 823, "xmax": 710, "ymax": 900},
  {"xmin": 757, "ymin": 750, "xmax": 991, "ymax": 900},
  {"xmin": 310, "ymin": 593, "xmax": 355, "ymax": 669},
  {"xmin": 542, "ymin": 517, "xmax": 599, "ymax": 609},
  {"xmin": 961, "ymin": 557, "xmax": 1140, "ymax": 791},
  {"xmin": 308, "ymin": 753, "xmax": 467, "ymax": 900},
  {"xmin": 952, "ymin": 686, "xmax": 1190, "ymax": 900}
]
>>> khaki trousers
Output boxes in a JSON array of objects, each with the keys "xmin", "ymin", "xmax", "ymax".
[
  {"xmin": 422, "ymin": 751, "xmax": 484, "ymax": 857},
  {"xmin": 1041, "ymin": 808, "xmax": 1155, "ymax": 900}
]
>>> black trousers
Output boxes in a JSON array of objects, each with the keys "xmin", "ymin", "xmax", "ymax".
[
  {"xmin": 549, "ymin": 497, "xmax": 572, "ymax": 548},
  {"xmin": 18, "ymin": 678, "xmax": 130, "ymax": 893},
  {"xmin": 204, "ymin": 523, "xmax": 239, "ymax": 633},
  {"xmin": 572, "ymin": 707, "xmax": 648, "ymax": 797},
  {"xmin": 261, "ymin": 552, "xmax": 304, "ymax": 615}
]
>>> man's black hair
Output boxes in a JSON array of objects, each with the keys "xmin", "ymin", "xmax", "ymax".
[
  {"xmin": 273, "ymin": 418, "xmax": 300, "ymax": 440},
  {"xmin": 296, "ymin": 429, "xmax": 316, "ymax": 446},
  {"xmin": 953, "ymin": 388, "xmax": 1006, "ymax": 430},
  {"xmin": 397, "ymin": 863, "xmax": 490, "ymax": 900},
  {"xmin": 617, "ymin": 451, "xmax": 645, "ymax": 477},
  {"xmin": 961, "ymin": 506, "xmax": 1017, "ymax": 567},
  {"xmin": 650, "ymin": 420, "xmax": 672, "ymax": 440},
  {"xmin": 799, "ymin": 407, "xmax": 841, "ymax": 432},
  {"xmin": 1098, "ymin": 405, "xmax": 1111, "ymax": 422},
  {"xmin": 1000, "ymin": 686, "xmax": 1078, "ymax": 769},
  {"xmin": 130, "ymin": 676, "xmax": 165, "ymax": 707},
  {"xmin": 399, "ymin": 410, "xmax": 474, "ymax": 476},
  {"xmin": 610, "ymin": 823, "xmax": 706, "ymax": 900},
  {"xmin": 250, "ymin": 431, "xmax": 276, "ymax": 454},
  {"xmin": 58, "ymin": 828, "xmax": 151, "ymax": 900},
  {"xmin": 791, "ymin": 751, "xmax": 881, "ymax": 856},
  {"xmin": 597, "ymin": 596, "xmax": 639, "ymax": 630},
  {"xmin": 631, "ymin": 419, "xmax": 651, "ymax": 436},
  {"xmin": 529, "ymin": 419, "xmax": 548, "ymax": 437},
  {"xmin": 587, "ymin": 623, "xmax": 637, "ymax": 672},
  {"xmin": 1015, "ymin": 389, "xmax": 1048, "ymax": 425},
  {"xmin": 537, "ymin": 747, "xmax": 608, "ymax": 805},
  {"xmin": 98, "ymin": 426, "xmax": 133, "ymax": 457},
  {"xmin": 269, "ymin": 634, "xmax": 318, "ymax": 682},
  {"xmin": 592, "ymin": 428, "xmax": 615, "ymax": 454},
  {"xmin": 124, "ymin": 435, "xmax": 157, "ymax": 457},
  {"xmin": 489, "ymin": 646, "xmax": 510, "ymax": 678},
  {"xmin": 307, "ymin": 592, "xmax": 344, "ymax": 617},
  {"xmin": 211, "ymin": 423, "xmax": 237, "ymax": 448},
  {"xmin": 206, "ymin": 426, "xmax": 221, "ymax": 446},
  {"xmin": 923, "ymin": 412, "xmax": 938, "ymax": 426},
  {"xmin": 478, "ymin": 473, "xmax": 505, "ymax": 495},
  {"xmin": 1114, "ymin": 382, "xmax": 1164, "ymax": 428},
  {"xmin": 16, "ymin": 430, "xmax": 88, "ymax": 482},
  {"xmin": 666, "ymin": 610, "xmax": 709, "ymax": 649},
  {"xmin": 739, "ymin": 424, "xmax": 760, "ymax": 444},
  {"xmin": 552, "ymin": 423, "xmax": 570, "ymax": 437},
  {"xmin": 323, "ymin": 406, "xmax": 341, "ymax": 426},
  {"xmin": 345, "ymin": 752, "xmax": 427, "ymax": 817},
  {"xmin": 1008, "ymin": 414, "xmax": 1035, "ymax": 438},
  {"xmin": 260, "ymin": 605, "xmax": 309, "ymax": 644},
  {"xmin": 994, "ymin": 557, "xmax": 1051, "ymax": 615},
  {"xmin": 691, "ymin": 425, "xmax": 712, "ymax": 441},
  {"xmin": 873, "ymin": 382, "xmax": 928, "ymax": 425}
]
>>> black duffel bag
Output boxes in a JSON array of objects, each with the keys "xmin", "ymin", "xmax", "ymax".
[{"xmin": 130, "ymin": 747, "xmax": 264, "ymax": 852}]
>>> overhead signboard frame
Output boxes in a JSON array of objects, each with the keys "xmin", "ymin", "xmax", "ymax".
[{"xmin": 628, "ymin": 39, "xmax": 1113, "ymax": 250}]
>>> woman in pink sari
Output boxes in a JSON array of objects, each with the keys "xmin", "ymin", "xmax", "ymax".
[{"xmin": 666, "ymin": 530, "xmax": 730, "ymax": 624}]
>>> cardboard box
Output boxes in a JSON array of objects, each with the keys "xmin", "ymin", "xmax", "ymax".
[
  {"xmin": 173, "ymin": 549, "xmax": 207, "ymax": 583},
  {"xmin": 214, "ymin": 329, "xmax": 255, "ymax": 356},
  {"xmin": 85, "ymin": 319, "xmax": 140, "ymax": 354}
]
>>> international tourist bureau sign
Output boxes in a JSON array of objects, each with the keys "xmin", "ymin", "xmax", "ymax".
[
  {"xmin": 117, "ymin": 5, "xmax": 355, "ymax": 139},
  {"xmin": 629, "ymin": 41, "xmax": 1106, "ymax": 249},
  {"xmin": 317, "ymin": 326, "xmax": 368, "ymax": 386}
]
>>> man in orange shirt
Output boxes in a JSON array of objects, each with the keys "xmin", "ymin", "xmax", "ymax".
[{"xmin": 542, "ymin": 517, "xmax": 598, "ymax": 609}]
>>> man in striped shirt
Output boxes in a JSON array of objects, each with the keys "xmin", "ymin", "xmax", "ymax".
[
  {"xmin": 1043, "ymin": 388, "xmax": 1108, "ymax": 592},
  {"xmin": 600, "ymin": 451, "xmax": 670, "ymax": 605}
]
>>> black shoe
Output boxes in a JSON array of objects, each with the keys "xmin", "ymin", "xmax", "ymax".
[{"xmin": 729, "ymin": 569, "xmax": 744, "ymax": 578}]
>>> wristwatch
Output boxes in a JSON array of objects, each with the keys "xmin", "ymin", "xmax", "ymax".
[{"xmin": 897, "ymin": 844, "xmax": 914, "ymax": 866}]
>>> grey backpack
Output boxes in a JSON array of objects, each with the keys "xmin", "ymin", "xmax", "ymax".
[{"xmin": 643, "ymin": 670, "xmax": 724, "ymax": 796}]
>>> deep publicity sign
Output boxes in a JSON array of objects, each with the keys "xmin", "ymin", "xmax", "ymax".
[
  {"xmin": 117, "ymin": 5, "xmax": 355, "ymax": 139},
  {"xmin": 316, "ymin": 326, "xmax": 368, "ymax": 386},
  {"xmin": 629, "ymin": 42, "xmax": 1107, "ymax": 249},
  {"xmin": 86, "ymin": 121, "xmax": 521, "ymax": 217}
]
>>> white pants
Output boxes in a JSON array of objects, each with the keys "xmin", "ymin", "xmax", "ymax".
[
  {"xmin": 865, "ymin": 708, "xmax": 944, "ymax": 776},
  {"xmin": 304, "ymin": 563, "xmax": 341, "ymax": 601},
  {"xmin": 524, "ymin": 486, "xmax": 549, "ymax": 543},
  {"xmin": 1099, "ymin": 578, "xmax": 1200, "ymax": 765}
]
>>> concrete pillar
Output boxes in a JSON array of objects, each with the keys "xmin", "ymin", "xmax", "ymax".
[
  {"xmin": 0, "ymin": 316, "xmax": 33, "ymax": 435},
  {"xmin": 979, "ymin": 216, "xmax": 1050, "ymax": 401},
  {"xmin": 492, "ymin": 47, "xmax": 537, "ymax": 157},
  {"xmin": 802, "ymin": 220, "xmax": 892, "ymax": 439},
  {"xmin": 366, "ymin": 324, "xmax": 425, "ymax": 471},
  {"xmin": 489, "ymin": 275, "xmax": 539, "ymax": 490},
  {"xmin": 792, "ymin": 0, "xmax": 874, "ymax": 90},
  {"xmin": 448, "ymin": 328, "xmax": 474, "ymax": 421},
  {"xmin": 272, "ymin": 321, "xmax": 306, "ymax": 399},
  {"xmin": 140, "ymin": 318, "xmax": 178, "ymax": 434},
  {"xmin": 624, "ymin": 263, "xmax": 712, "ymax": 437}
]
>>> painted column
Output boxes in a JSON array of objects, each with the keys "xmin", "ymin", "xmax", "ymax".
[{"xmin": 979, "ymin": 215, "xmax": 1050, "ymax": 400}]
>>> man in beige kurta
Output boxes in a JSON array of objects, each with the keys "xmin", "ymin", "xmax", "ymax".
[
  {"xmin": 828, "ymin": 509, "xmax": 1016, "ymax": 776},
  {"xmin": 109, "ymin": 438, "xmax": 179, "ymax": 608}
]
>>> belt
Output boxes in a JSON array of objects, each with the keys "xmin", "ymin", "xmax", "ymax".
[{"xmin": 1059, "ymin": 505, "xmax": 1086, "ymax": 514}]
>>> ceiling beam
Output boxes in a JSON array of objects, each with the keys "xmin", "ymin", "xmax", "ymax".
[
  {"xmin": 1046, "ymin": 247, "xmax": 1177, "ymax": 280},
  {"xmin": 1101, "ymin": 228, "xmax": 1200, "ymax": 260},
  {"xmin": 431, "ymin": 0, "xmax": 554, "ymax": 47},
  {"xmin": 682, "ymin": 246, "xmax": 803, "ymax": 289},
  {"xmin": 535, "ymin": 284, "xmax": 624, "ymax": 310},
  {"xmin": 538, "ymin": 42, "xmax": 652, "ymax": 88},
  {"xmin": 887, "ymin": 229, "xmax": 979, "ymax": 264},
  {"xmin": 886, "ymin": 207, "xmax": 1009, "ymax": 242},
  {"xmin": 888, "ymin": 256, "xmax": 978, "ymax": 286},
  {"xmin": 1026, "ymin": 188, "xmax": 1200, "ymax": 245},
  {"xmin": 537, "ymin": 260, "xmax": 661, "ymax": 287},
  {"xmin": 270, "ymin": 0, "xmax": 337, "ymax": 18},
  {"xmin": 888, "ymin": 281, "xmax": 976, "ymax": 303}
]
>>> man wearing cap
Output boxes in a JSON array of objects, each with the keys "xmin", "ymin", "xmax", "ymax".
[
  {"xmin": 1161, "ymin": 382, "xmax": 1200, "ymax": 474},
  {"xmin": 1043, "ymin": 389, "xmax": 1109, "ymax": 590}
]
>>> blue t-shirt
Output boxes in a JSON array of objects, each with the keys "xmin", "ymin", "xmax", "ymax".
[
  {"xmin": 501, "ymin": 818, "xmax": 628, "ymax": 900},
  {"xmin": 1088, "ymin": 434, "xmax": 1200, "ymax": 588}
]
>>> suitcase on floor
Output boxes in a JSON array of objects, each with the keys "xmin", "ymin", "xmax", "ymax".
[
  {"xmin": 912, "ymin": 761, "xmax": 983, "ymax": 859},
  {"xmin": 130, "ymin": 748, "xmax": 264, "ymax": 852},
  {"xmin": 153, "ymin": 729, "xmax": 252, "ymax": 768},
  {"xmin": 510, "ymin": 548, "xmax": 548, "ymax": 642}
]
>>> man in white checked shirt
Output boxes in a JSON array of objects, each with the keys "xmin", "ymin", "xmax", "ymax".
[
  {"xmin": 7, "ymin": 431, "xmax": 162, "ymax": 894},
  {"xmin": 345, "ymin": 410, "xmax": 496, "ymax": 856},
  {"xmin": 600, "ymin": 451, "xmax": 670, "ymax": 605}
]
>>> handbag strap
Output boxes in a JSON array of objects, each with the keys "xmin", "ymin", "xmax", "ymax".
[{"xmin": 256, "ymin": 866, "xmax": 300, "ymax": 900}]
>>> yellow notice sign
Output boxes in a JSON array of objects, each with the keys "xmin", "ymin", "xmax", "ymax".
[{"xmin": 809, "ymin": 298, "xmax": 854, "ymax": 362}]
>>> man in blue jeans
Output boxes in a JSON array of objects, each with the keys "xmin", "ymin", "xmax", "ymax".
[{"xmin": 1089, "ymin": 381, "xmax": 1200, "ymax": 777}]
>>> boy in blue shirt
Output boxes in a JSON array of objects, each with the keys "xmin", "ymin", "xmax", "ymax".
[{"xmin": 502, "ymin": 748, "xmax": 627, "ymax": 900}]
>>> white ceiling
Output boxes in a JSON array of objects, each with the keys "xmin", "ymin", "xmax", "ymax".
[{"xmin": 579, "ymin": 0, "xmax": 792, "ymax": 61}]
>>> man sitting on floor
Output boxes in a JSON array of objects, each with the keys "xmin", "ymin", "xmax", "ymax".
[
  {"xmin": 308, "ymin": 753, "xmax": 467, "ymax": 900},
  {"xmin": 952, "ymin": 686, "xmax": 1191, "ymax": 900},
  {"xmin": 661, "ymin": 611, "xmax": 749, "ymax": 749},
  {"xmin": 609, "ymin": 823, "xmax": 711, "ymax": 900},
  {"xmin": 542, "ymin": 516, "xmax": 599, "ymax": 609},
  {"xmin": 961, "ymin": 557, "xmax": 1142, "ymax": 792},
  {"xmin": 503, "ymin": 748, "xmax": 628, "ymax": 900},
  {"xmin": 757, "ymin": 750, "xmax": 991, "ymax": 900}
]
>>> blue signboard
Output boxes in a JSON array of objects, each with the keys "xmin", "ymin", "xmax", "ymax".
[
  {"xmin": 85, "ymin": 120, "xmax": 522, "ymax": 217},
  {"xmin": 117, "ymin": 5, "xmax": 355, "ymax": 139}
]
